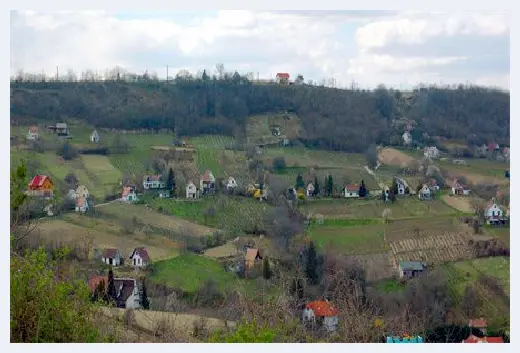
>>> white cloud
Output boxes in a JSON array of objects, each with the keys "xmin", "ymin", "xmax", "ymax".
[{"xmin": 10, "ymin": 10, "xmax": 509, "ymax": 89}]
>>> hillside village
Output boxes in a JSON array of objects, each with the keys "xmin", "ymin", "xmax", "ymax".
[{"xmin": 10, "ymin": 78, "xmax": 510, "ymax": 343}]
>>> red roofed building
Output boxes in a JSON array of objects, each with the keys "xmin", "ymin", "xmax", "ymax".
[
  {"xmin": 343, "ymin": 184, "xmax": 360, "ymax": 198},
  {"xmin": 469, "ymin": 318, "xmax": 488, "ymax": 335},
  {"xmin": 27, "ymin": 175, "xmax": 54, "ymax": 198},
  {"xmin": 200, "ymin": 170, "xmax": 216, "ymax": 195},
  {"xmin": 276, "ymin": 73, "xmax": 290, "ymax": 85},
  {"xmin": 26, "ymin": 126, "xmax": 39, "ymax": 140},
  {"xmin": 462, "ymin": 335, "xmax": 503, "ymax": 343},
  {"xmin": 302, "ymin": 300, "xmax": 339, "ymax": 332}
]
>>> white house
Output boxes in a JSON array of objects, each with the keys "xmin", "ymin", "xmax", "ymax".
[
  {"xmin": 226, "ymin": 176, "xmax": 238, "ymax": 190},
  {"xmin": 129, "ymin": 247, "xmax": 150, "ymax": 267},
  {"xmin": 76, "ymin": 185, "xmax": 90, "ymax": 199},
  {"xmin": 302, "ymin": 300, "xmax": 339, "ymax": 333},
  {"xmin": 424, "ymin": 146, "xmax": 440, "ymax": 159},
  {"xmin": 66, "ymin": 189, "xmax": 77, "ymax": 201},
  {"xmin": 306, "ymin": 183, "xmax": 315, "ymax": 198},
  {"xmin": 484, "ymin": 201, "xmax": 506, "ymax": 225},
  {"xmin": 418, "ymin": 184, "xmax": 431, "ymax": 200},
  {"xmin": 102, "ymin": 248, "xmax": 123, "ymax": 266},
  {"xmin": 90, "ymin": 129, "xmax": 100, "ymax": 143},
  {"xmin": 451, "ymin": 179, "xmax": 471, "ymax": 196},
  {"xmin": 200, "ymin": 170, "xmax": 216, "ymax": 195},
  {"xmin": 343, "ymin": 184, "xmax": 359, "ymax": 198},
  {"xmin": 395, "ymin": 178, "xmax": 407, "ymax": 195},
  {"xmin": 402, "ymin": 131, "xmax": 412, "ymax": 145},
  {"xmin": 186, "ymin": 181, "xmax": 198, "ymax": 199},
  {"xmin": 75, "ymin": 197, "xmax": 89, "ymax": 213},
  {"xmin": 143, "ymin": 175, "xmax": 166, "ymax": 189},
  {"xmin": 26, "ymin": 126, "xmax": 39, "ymax": 141},
  {"xmin": 121, "ymin": 186, "xmax": 138, "ymax": 202}
]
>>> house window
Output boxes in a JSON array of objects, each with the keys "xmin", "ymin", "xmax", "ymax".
[
  {"xmin": 133, "ymin": 258, "xmax": 136, "ymax": 265},
  {"xmin": 109, "ymin": 258, "xmax": 113, "ymax": 265}
]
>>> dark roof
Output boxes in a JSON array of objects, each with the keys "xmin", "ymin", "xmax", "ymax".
[
  {"xmin": 102, "ymin": 248, "xmax": 120, "ymax": 259},
  {"xmin": 114, "ymin": 279, "xmax": 136, "ymax": 306},
  {"xmin": 130, "ymin": 247, "xmax": 150, "ymax": 261},
  {"xmin": 399, "ymin": 261, "xmax": 425, "ymax": 271}
]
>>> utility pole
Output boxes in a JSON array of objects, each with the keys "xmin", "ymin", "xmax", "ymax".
[
  {"xmin": 56, "ymin": 66, "xmax": 59, "ymax": 81},
  {"xmin": 166, "ymin": 65, "xmax": 169, "ymax": 83}
]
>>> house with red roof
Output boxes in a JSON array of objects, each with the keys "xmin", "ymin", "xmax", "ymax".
[
  {"xmin": 143, "ymin": 174, "xmax": 166, "ymax": 190},
  {"xmin": 27, "ymin": 175, "xmax": 54, "ymax": 198},
  {"xmin": 468, "ymin": 318, "xmax": 488, "ymax": 335},
  {"xmin": 302, "ymin": 299, "xmax": 339, "ymax": 332},
  {"xmin": 343, "ymin": 184, "xmax": 360, "ymax": 198},
  {"xmin": 101, "ymin": 248, "xmax": 123, "ymax": 266},
  {"xmin": 129, "ymin": 247, "xmax": 150, "ymax": 268},
  {"xmin": 462, "ymin": 335, "xmax": 503, "ymax": 343},
  {"xmin": 26, "ymin": 126, "xmax": 39, "ymax": 140},
  {"xmin": 451, "ymin": 179, "xmax": 471, "ymax": 196},
  {"xmin": 121, "ymin": 185, "xmax": 138, "ymax": 202},
  {"xmin": 276, "ymin": 73, "xmax": 290, "ymax": 85},
  {"xmin": 200, "ymin": 170, "xmax": 216, "ymax": 195},
  {"xmin": 88, "ymin": 275, "xmax": 141, "ymax": 309}
]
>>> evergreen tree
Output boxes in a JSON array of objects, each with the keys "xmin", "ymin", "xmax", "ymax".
[
  {"xmin": 305, "ymin": 241, "xmax": 318, "ymax": 285},
  {"xmin": 262, "ymin": 257, "xmax": 272, "ymax": 280},
  {"xmin": 392, "ymin": 179, "xmax": 399, "ymax": 195},
  {"xmin": 296, "ymin": 174, "xmax": 304, "ymax": 189},
  {"xmin": 202, "ymin": 69, "xmax": 209, "ymax": 81},
  {"xmin": 358, "ymin": 179, "xmax": 367, "ymax": 198},
  {"xmin": 327, "ymin": 175, "xmax": 334, "ymax": 197},
  {"xmin": 314, "ymin": 176, "xmax": 320, "ymax": 197},
  {"xmin": 166, "ymin": 167, "xmax": 175, "ymax": 196},
  {"xmin": 107, "ymin": 269, "xmax": 117, "ymax": 304},
  {"xmin": 141, "ymin": 281, "xmax": 150, "ymax": 310}
]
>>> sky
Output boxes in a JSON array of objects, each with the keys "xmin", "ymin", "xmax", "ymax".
[{"xmin": 10, "ymin": 10, "xmax": 510, "ymax": 90}]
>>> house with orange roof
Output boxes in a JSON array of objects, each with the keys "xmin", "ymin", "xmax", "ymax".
[
  {"xmin": 462, "ymin": 335, "xmax": 503, "ymax": 343},
  {"xmin": 302, "ymin": 299, "xmax": 339, "ymax": 332},
  {"xmin": 200, "ymin": 170, "xmax": 216, "ymax": 195},
  {"xmin": 343, "ymin": 184, "xmax": 359, "ymax": 198},
  {"xmin": 26, "ymin": 126, "xmax": 39, "ymax": 140},
  {"xmin": 121, "ymin": 185, "xmax": 138, "ymax": 202},
  {"xmin": 27, "ymin": 175, "xmax": 54, "ymax": 198},
  {"xmin": 244, "ymin": 248, "xmax": 262, "ymax": 270},
  {"xmin": 468, "ymin": 318, "xmax": 488, "ymax": 335},
  {"xmin": 75, "ymin": 196, "xmax": 89, "ymax": 213},
  {"xmin": 276, "ymin": 73, "xmax": 290, "ymax": 85}
]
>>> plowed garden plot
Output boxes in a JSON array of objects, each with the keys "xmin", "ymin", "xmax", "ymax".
[{"xmin": 384, "ymin": 217, "xmax": 467, "ymax": 242}]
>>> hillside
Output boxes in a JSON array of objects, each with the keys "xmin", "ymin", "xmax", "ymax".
[{"xmin": 10, "ymin": 80, "xmax": 510, "ymax": 153}]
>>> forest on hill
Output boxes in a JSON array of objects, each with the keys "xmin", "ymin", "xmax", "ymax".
[{"xmin": 10, "ymin": 75, "xmax": 510, "ymax": 152}]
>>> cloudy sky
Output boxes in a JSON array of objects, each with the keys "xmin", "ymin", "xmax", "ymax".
[{"xmin": 10, "ymin": 10, "xmax": 510, "ymax": 90}]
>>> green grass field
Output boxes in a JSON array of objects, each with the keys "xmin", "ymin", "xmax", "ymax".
[
  {"xmin": 307, "ymin": 223, "xmax": 386, "ymax": 255},
  {"xmin": 150, "ymin": 253, "xmax": 237, "ymax": 292}
]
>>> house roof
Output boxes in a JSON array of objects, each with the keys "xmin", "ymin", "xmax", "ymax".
[
  {"xmin": 76, "ymin": 185, "xmax": 89, "ymax": 194},
  {"xmin": 187, "ymin": 180, "xmax": 196, "ymax": 188},
  {"xmin": 305, "ymin": 300, "xmax": 338, "ymax": 317},
  {"xmin": 485, "ymin": 337, "xmax": 504, "ymax": 343},
  {"xmin": 28, "ymin": 126, "xmax": 39, "ymax": 133},
  {"xmin": 485, "ymin": 202, "xmax": 501, "ymax": 214},
  {"xmin": 114, "ymin": 279, "xmax": 136, "ymax": 304},
  {"xmin": 28, "ymin": 175, "xmax": 51, "ymax": 189},
  {"xmin": 102, "ymin": 248, "xmax": 120, "ymax": 259},
  {"xmin": 131, "ymin": 247, "xmax": 150, "ymax": 262},
  {"xmin": 463, "ymin": 334, "xmax": 502, "ymax": 343},
  {"xmin": 344, "ymin": 184, "xmax": 359, "ymax": 191},
  {"xmin": 144, "ymin": 174, "xmax": 162, "ymax": 181},
  {"xmin": 488, "ymin": 142, "xmax": 497, "ymax": 151},
  {"xmin": 307, "ymin": 183, "xmax": 314, "ymax": 189},
  {"xmin": 56, "ymin": 123, "xmax": 68, "ymax": 129},
  {"xmin": 91, "ymin": 129, "xmax": 98, "ymax": 135},
  {"xmin": 201, "ymin": 170, "xmax": 215, "ymax": 182},
  {"xmin": 399, "ymin": 261, "xmax": 425, "ymax": 271},
  {"xmin": 122, "ymin": 186, "xmax": 134, "ymax": 197},
  {"xmin": 276, "ymin": 73, "xmax": 290, "ymax": 78},
  {"xmin": 452, "ymin": 179, "xmax": 468, "ymax": 189},
  {"xmin": 469, "ymin": 318, "xmax": 488, "ymax": 328},
  {"xmin": 245, "ymin": 248, "xmax": 262, "ymax": 262},
  {"xmin": 75, "ymin": 196, "xmax": 87, "ymax": 208},
  {"xmin": 88, "ymin": 275, "xmax": 108, "ymax": 293},
  {"xmin": 503, "ymin": 147, "xmax": 509, "ymax": 153}
]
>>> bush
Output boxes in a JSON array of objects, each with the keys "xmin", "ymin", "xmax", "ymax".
[
  {"xmin": 57, "ymin": 141, "xmax": 78, "ymax": 160},
  {"xmin": 272, "ymin": 157, "xmax": 286, "ymax": 172}
]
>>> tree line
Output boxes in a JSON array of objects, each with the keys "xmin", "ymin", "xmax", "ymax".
[{"xmin": 10, "ymin": 66, "xmax": 510, "ymax": 153}]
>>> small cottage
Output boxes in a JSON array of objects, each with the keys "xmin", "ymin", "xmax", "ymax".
[
  {"xmin": 402, "ymin": 131, "xmax": 412, "ymax": 145},
  {"xmin": 200, "ymin": 170, "xmax": 216, "ymax": 195},
  {"xmin": 26, "ymin": 126, "xmax": 39, "ymax": 140},
  {"xmin": 468, "ymin": 318, "xmax": 488, "ymax": 336},
  {"xmin": 343, "ymin": 184, "xmax": 359, "ymax": 198},
  {"xmin": 47, "ymin": 123, "xmax": 69, "ymax": 136},
  {"xmin": 226, "ymin": 176, "xmax": 238, "ymax": 190},
  {"xmin": 75, "ymin": 196, "xmax": 89, "ymax": 213},
  {"xmin": 88, "ymin": 276, "xmax": 141, "ymax": 309},
  {"xmin": 398, "ymin": 261, "xmax": 426, "ymax": 279},
  {"xmin": 462, "ymin": 335, "xmax": 503, "ymax": 343},
  {"xmin": 121, "ymin": 186, "xmax": 138, "ymax": 202},
  {"xmin": 276, "ymin": 73, "xmax": 290, "ymax": 85},
  {"xmin": 306, "ymin": 183, "xmax": 315, "ymax": 198},
  {"xmin": 418, "ymin": 184, "xmax": 431, "ymax": 200},
  {"xmin": 102, "ymin": 248, "xmax": 123, "ymax": 266},
  {"xmin": 27, "ymin": 175, "xmax": 54, "ymax": 198},
  {"xmin": 143, "ymin": 175, "xmax": 166, "ymax": 190},
  {"xmin": 429, "ymin": 179, "xmax": 440, "ymax": 191},
  {"xmin": 394, "ymin": 178, "xmax": 407, "ymax": 195},
  {"xmin": 424, "ymin": 146, "xmax": 440, "ymax": 159},
  {"xmin": 90, "ymin": 129, "xmax": 100, "ymax": 143},
  {"xmin": 244, "ymin": 248, "xmax": 262, "ymax": 269},
  {"xmin": 76, "ymin": 185, "xmax": 90, "ymax": 199},
  {"xmin": 302, "ymin": 300, "xmax": 339, "ymax": 333},
  {"xmin": 130, "ymin": 247, "xmax": 150, "ymax": 267},
  {"xmin": 451, "ymin": 179, "xmax": 471, "ymax": 196},
  {"xmin": 186, "ymin": 181, "xmax": 198, "ymax": 199},
  {"xmin": 484, "ymin": 201, "xmax": 507, "ymax": 225}
]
